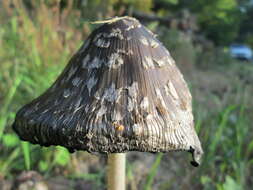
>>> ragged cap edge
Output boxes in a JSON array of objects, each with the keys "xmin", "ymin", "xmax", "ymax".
[
  {"xmin": 189, "ymin": 145, "xmax": 203, "ymax": 167},
  {"xmin": 90, "ymin": 16, "xmax": 138, "ymax": 24}
]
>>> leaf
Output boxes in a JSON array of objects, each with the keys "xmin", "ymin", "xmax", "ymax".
[
  {"xmin": 222, "ymin": 176, "xmax": 242, "ymax": 190},
  {"xmin": 54, "ymin": 146, "xmax": 70, "ymax": 166},
  {"xmin": 164, "ymin": 0, "xmax": 178, "ymax": 5},
  {"xmin": 2, "ymin": 133, "xmax": 19, "ymax": 147},
  {"xmin": 200, "ymin": 175, "xmax": 212, "ymax": 185},
  {"xmin": 39, "ymin": 160, "xmax": 49, "ymax": 172}
]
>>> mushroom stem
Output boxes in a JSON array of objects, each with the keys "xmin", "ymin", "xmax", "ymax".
[{"xmin": 107, "ymin": 153, "xmax": 126, "ymax": 190}]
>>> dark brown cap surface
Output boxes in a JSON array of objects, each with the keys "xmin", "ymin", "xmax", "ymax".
[{"xmin": 13, "ymin": 17, "xmax": 203, "ymax": 166}]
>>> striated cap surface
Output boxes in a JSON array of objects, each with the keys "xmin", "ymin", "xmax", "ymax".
[{"xmin": 12, "ymin": 16, "xmax": 203, "ymax": 166}]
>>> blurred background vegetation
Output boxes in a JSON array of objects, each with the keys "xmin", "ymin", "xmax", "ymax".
[{"xmin": 1, "ymin": 0, "xmax": 253, "ymax": 189}]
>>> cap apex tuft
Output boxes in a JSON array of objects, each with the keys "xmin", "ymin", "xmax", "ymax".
[{"xmin": 90, "ymin": 16, "xmax": 138, "ymax": 24}]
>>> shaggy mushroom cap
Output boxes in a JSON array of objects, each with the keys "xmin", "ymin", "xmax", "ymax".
[{"xmin": 13, "ymin": 16, "xmax": 203, "ymax": 166}]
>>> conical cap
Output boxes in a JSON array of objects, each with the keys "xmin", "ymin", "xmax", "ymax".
[{"xmin": 13, "ymin": 17, "xmax": 203, "ymax": 166}]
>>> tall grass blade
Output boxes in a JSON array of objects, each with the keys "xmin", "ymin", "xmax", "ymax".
[
  {"xmin": 21, "ymin": 141, "xmax": 31, "ymax": 170},
  {"xmin": 0, "ymin": 147, "xmax": 20, "ymax": 176},
  {"xmin": 144, "ymin": 153, "xmax": 163, "ymax": 190},
  {"xmin": 207, "ymin": 105, "xmax": 237, "ymax": 161},
  {"xmin": 0, "ymin": 76, "xmax": 22, "ymax": 140}
]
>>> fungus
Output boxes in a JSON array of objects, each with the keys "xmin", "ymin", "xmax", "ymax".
[{"xmin": 12, "ymin": 16, "xmax": 203, "ymax": 190}]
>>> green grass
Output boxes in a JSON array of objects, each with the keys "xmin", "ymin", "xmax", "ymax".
[
  {"xmin": 0, "ymin": 77, "xmax": 22, "ymax": 140},
  {"xmin": 193, "ymin": 100, "xmax": 253, "ymax": 189}
]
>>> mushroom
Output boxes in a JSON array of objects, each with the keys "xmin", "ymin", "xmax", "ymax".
[{"xmin": 12, "ymin": 16, "xmax": 203, "ymax": 190}]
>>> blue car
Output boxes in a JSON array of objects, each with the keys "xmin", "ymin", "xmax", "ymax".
[{"xmin": 229, "ymin": 44, "xmax": 253, "ymax": 61}]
